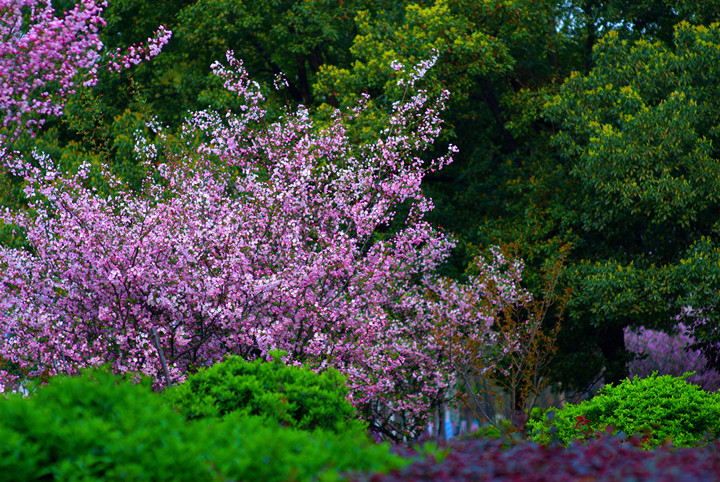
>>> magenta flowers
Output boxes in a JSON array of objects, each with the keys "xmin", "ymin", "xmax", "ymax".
[
  {"xmin": 626, "ymin": 323, "xmax": 720, "ymax": 392},
  {"xmin": 0, "ymin": 47, "xmax": 533, "ymax": 438},
  {"xmin": 0, "ymin": 0, "xmax": 170, "ymax": 139}
]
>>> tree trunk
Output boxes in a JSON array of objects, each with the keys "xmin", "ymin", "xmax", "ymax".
[{"xmin": 598, "ymin": 323, "xmax": 629, "ymax": 385}]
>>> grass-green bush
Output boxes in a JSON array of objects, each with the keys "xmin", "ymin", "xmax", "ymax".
[
  {"xmin": 206, "ymin": 413, "xmax": 406, "ymax": 481},
  {"xmin": 0, "ymin": 368, "xmax": 211, "ymax": 481},
  {"xmin": 164, "ymin": 350, "xmax": 365, "ymax": 434},
  {"xmin": 0, "ymin": 367, "xmax": 408, "ymax": 481},
  {"xmin": 527, "ymin": 373, "xmax": 720, "ymax": 448}
]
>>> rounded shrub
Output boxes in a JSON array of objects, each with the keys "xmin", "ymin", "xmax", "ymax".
[
  {"xmin": 0, "ymin": 367, "xmax": 212, "ymax": 481},
  {"xmin": 164, "ymin": 350, "xmax": 366, "ymax": 434},
  {"xmin": 0, "ymin": 367, "xmax": 407, "ymax": 481},
  {"xmin": 527, "ymin": 373, "xmax": 720, "ymax": 448}
]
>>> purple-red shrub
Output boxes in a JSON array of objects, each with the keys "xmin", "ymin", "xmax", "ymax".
[{"xmin": 349, "ymin": 434, "xmax": 720, "ymax": 481}]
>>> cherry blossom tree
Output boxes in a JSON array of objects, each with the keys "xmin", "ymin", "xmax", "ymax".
[
  {"xmin": 0, "ymin": 49, "xmax": 533, "ymax": 439},
  {"xmin": 0, "ymin": 0, "xmax": 170, "ymax": 140}
]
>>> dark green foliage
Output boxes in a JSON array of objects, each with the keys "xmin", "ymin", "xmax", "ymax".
[
  {"xmin": 527, "ymin": 373, "xmax": 720, "ymax": 448},
  {"xmin": 0, "ymin": 367, "xmax": 407, "ymax": 481},
  {"xmin": 542, "ymin": 20, "xmax": 720, "ymax": 385},
  {"xmin": 165, "ymin": 350, "xmax": 365, "ymax": 434}
]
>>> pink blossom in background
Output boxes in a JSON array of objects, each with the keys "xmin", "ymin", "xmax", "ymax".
[{"xmin": 625, "ymin": 323, "xmax": 720, "ymax": 392}]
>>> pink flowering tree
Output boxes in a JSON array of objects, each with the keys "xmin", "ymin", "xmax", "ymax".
[
  {"xmin": 0, "ymin": 0, "xmax": 171, "ymax": 141},
  {"xmin": 0, "ymin": 51, "xmax": 530, "ymax": 439},
  {"xmin": 626, "ymin": 322, "xmax": 720, "ymax": 392}
]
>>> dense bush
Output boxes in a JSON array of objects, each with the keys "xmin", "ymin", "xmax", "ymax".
[
  {"xmin": 349, "ymin": 434, "xmax": 720, "ymax": 481},
  {"xmin": 0, "ymin": 368, "xmax": 212, "ymax": 481},
  {"xmin": 0, "ymin": 368, "xmax": 408, "ymax": 481},
  {"xmin": 527, "ymin": 373, "xmax": 720, "ymax": 448},
  {"xmin": 208, "ymin": 413, "xmax": 409, "ymax": 482},
  {"xmin": 164, "ymin": 350, "xmax": 365, "ymax": 435}
]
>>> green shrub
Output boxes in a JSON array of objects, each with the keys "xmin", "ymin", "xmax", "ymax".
[
  {"xmin": 164, "ymin": 350, "xmax": 365, "ymax": 434},
  {"xmin": 527, "ymin": 373, "xmax": 720, "ymax": 448},
  {"xmin": 205, "ymin": 413, "xmax": 409, "ymax": 481},
  {"xmin": 0, "ymin": 367, "xmax": 212, "ymax": 481},
  {"xmin": 466, "ymin": 420, "xmax": 522, "ymax": 441},
  {"xmin": 0, "ymin": 367, "xmax": 408, "ymax": 481}
]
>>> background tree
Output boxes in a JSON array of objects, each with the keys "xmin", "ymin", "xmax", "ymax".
[{"xmin": 544, "ymin": 20, "xmax": 720, "ymax": 384}]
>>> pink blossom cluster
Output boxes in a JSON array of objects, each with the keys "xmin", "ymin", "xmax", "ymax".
[
  {"xmin": 0, "ymin": 0, "xmax": 105, "ymax": 135},
  {"xmin": 390, "ymin": 49, "xmax": 440, "ymax": 88},
  {"xmin": 273, "ymin": 72, "xmax": 289, "ymax": 91},
  {"xmin": 0, "ymin": 0, "xmax": 170, "ymax": 139},
  {"xmin": 0, "ymin": 51, "xmax": 530, "ymax": 437},
  {"xmin": 424, "ymin": 247, "xmax": 532, "ymax": 374},
  {"xmin": 106, "ymin": 25, "xmax": 172, "ymax": 72}
]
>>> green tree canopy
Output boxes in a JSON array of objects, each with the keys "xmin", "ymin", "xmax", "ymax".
[{"xmin": 545, "ymin": 20, "xmax": 720, "ymax": 384}]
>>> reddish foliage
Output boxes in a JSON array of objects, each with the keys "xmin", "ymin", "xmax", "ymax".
[{"xmin": 349, "ymin": 434, "xmax": 720, "ymax": 481}]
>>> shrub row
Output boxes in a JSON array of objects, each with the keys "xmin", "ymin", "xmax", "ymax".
[
  {"xmin": 4, "ymin": 357, "xmax": 720, "ymax": 480},
  {"xmin": 0, "ymin": 358, "xmax": 408, "ymax": 481},
  {"xmin": 350, "ymin": 434, "xmax": 720, "ymax": 481}
]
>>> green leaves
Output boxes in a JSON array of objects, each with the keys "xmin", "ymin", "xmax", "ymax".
[
  {"xmin": 164, "ymin": 350, "xmax": 366, "ymax": 435},
  {"xmin": 315, "ymin": 0, "xmax": 514, "ymax": 111},
  {"xmin": 0, "ymin": 367, "xmax": 211, "ymax": 481},
  {"xmin": 528, "ymin": 373, "xmax": 720, "ymax": 448},
  {"xmin": 538, "ymin": 20, "xmax": 720, "ymax": 386},
  {"xmin": 0, "ymin": 366, "xmax": 407, "ymax": 481},
  {"xmin": 549, "ymin": 23, "xmax": 720, "ymax": 235}
]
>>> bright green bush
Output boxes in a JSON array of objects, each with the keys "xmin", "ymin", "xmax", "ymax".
[
  {"xmin": 527, "ymin": 373, "xmax": 720, "ymax": 448},
  {"xmin": 0, "ymin": 367, "xmax": 408, "ymax": 481},
  {"xmin": 0, "ymin": 368, "xmax": 212, "ymax": 481},
  {"xmin": 205, "ymin": 413, "xmax": 409, "ymax": 481},
  {"xmin": 164, "ymin": 350, "xmax": 365, "ymax": 434}
]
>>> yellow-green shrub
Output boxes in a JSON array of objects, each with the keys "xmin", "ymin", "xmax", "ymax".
[{"xmin": 528, "ymin": 373, "xmax": 720, "ymax": 448}]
